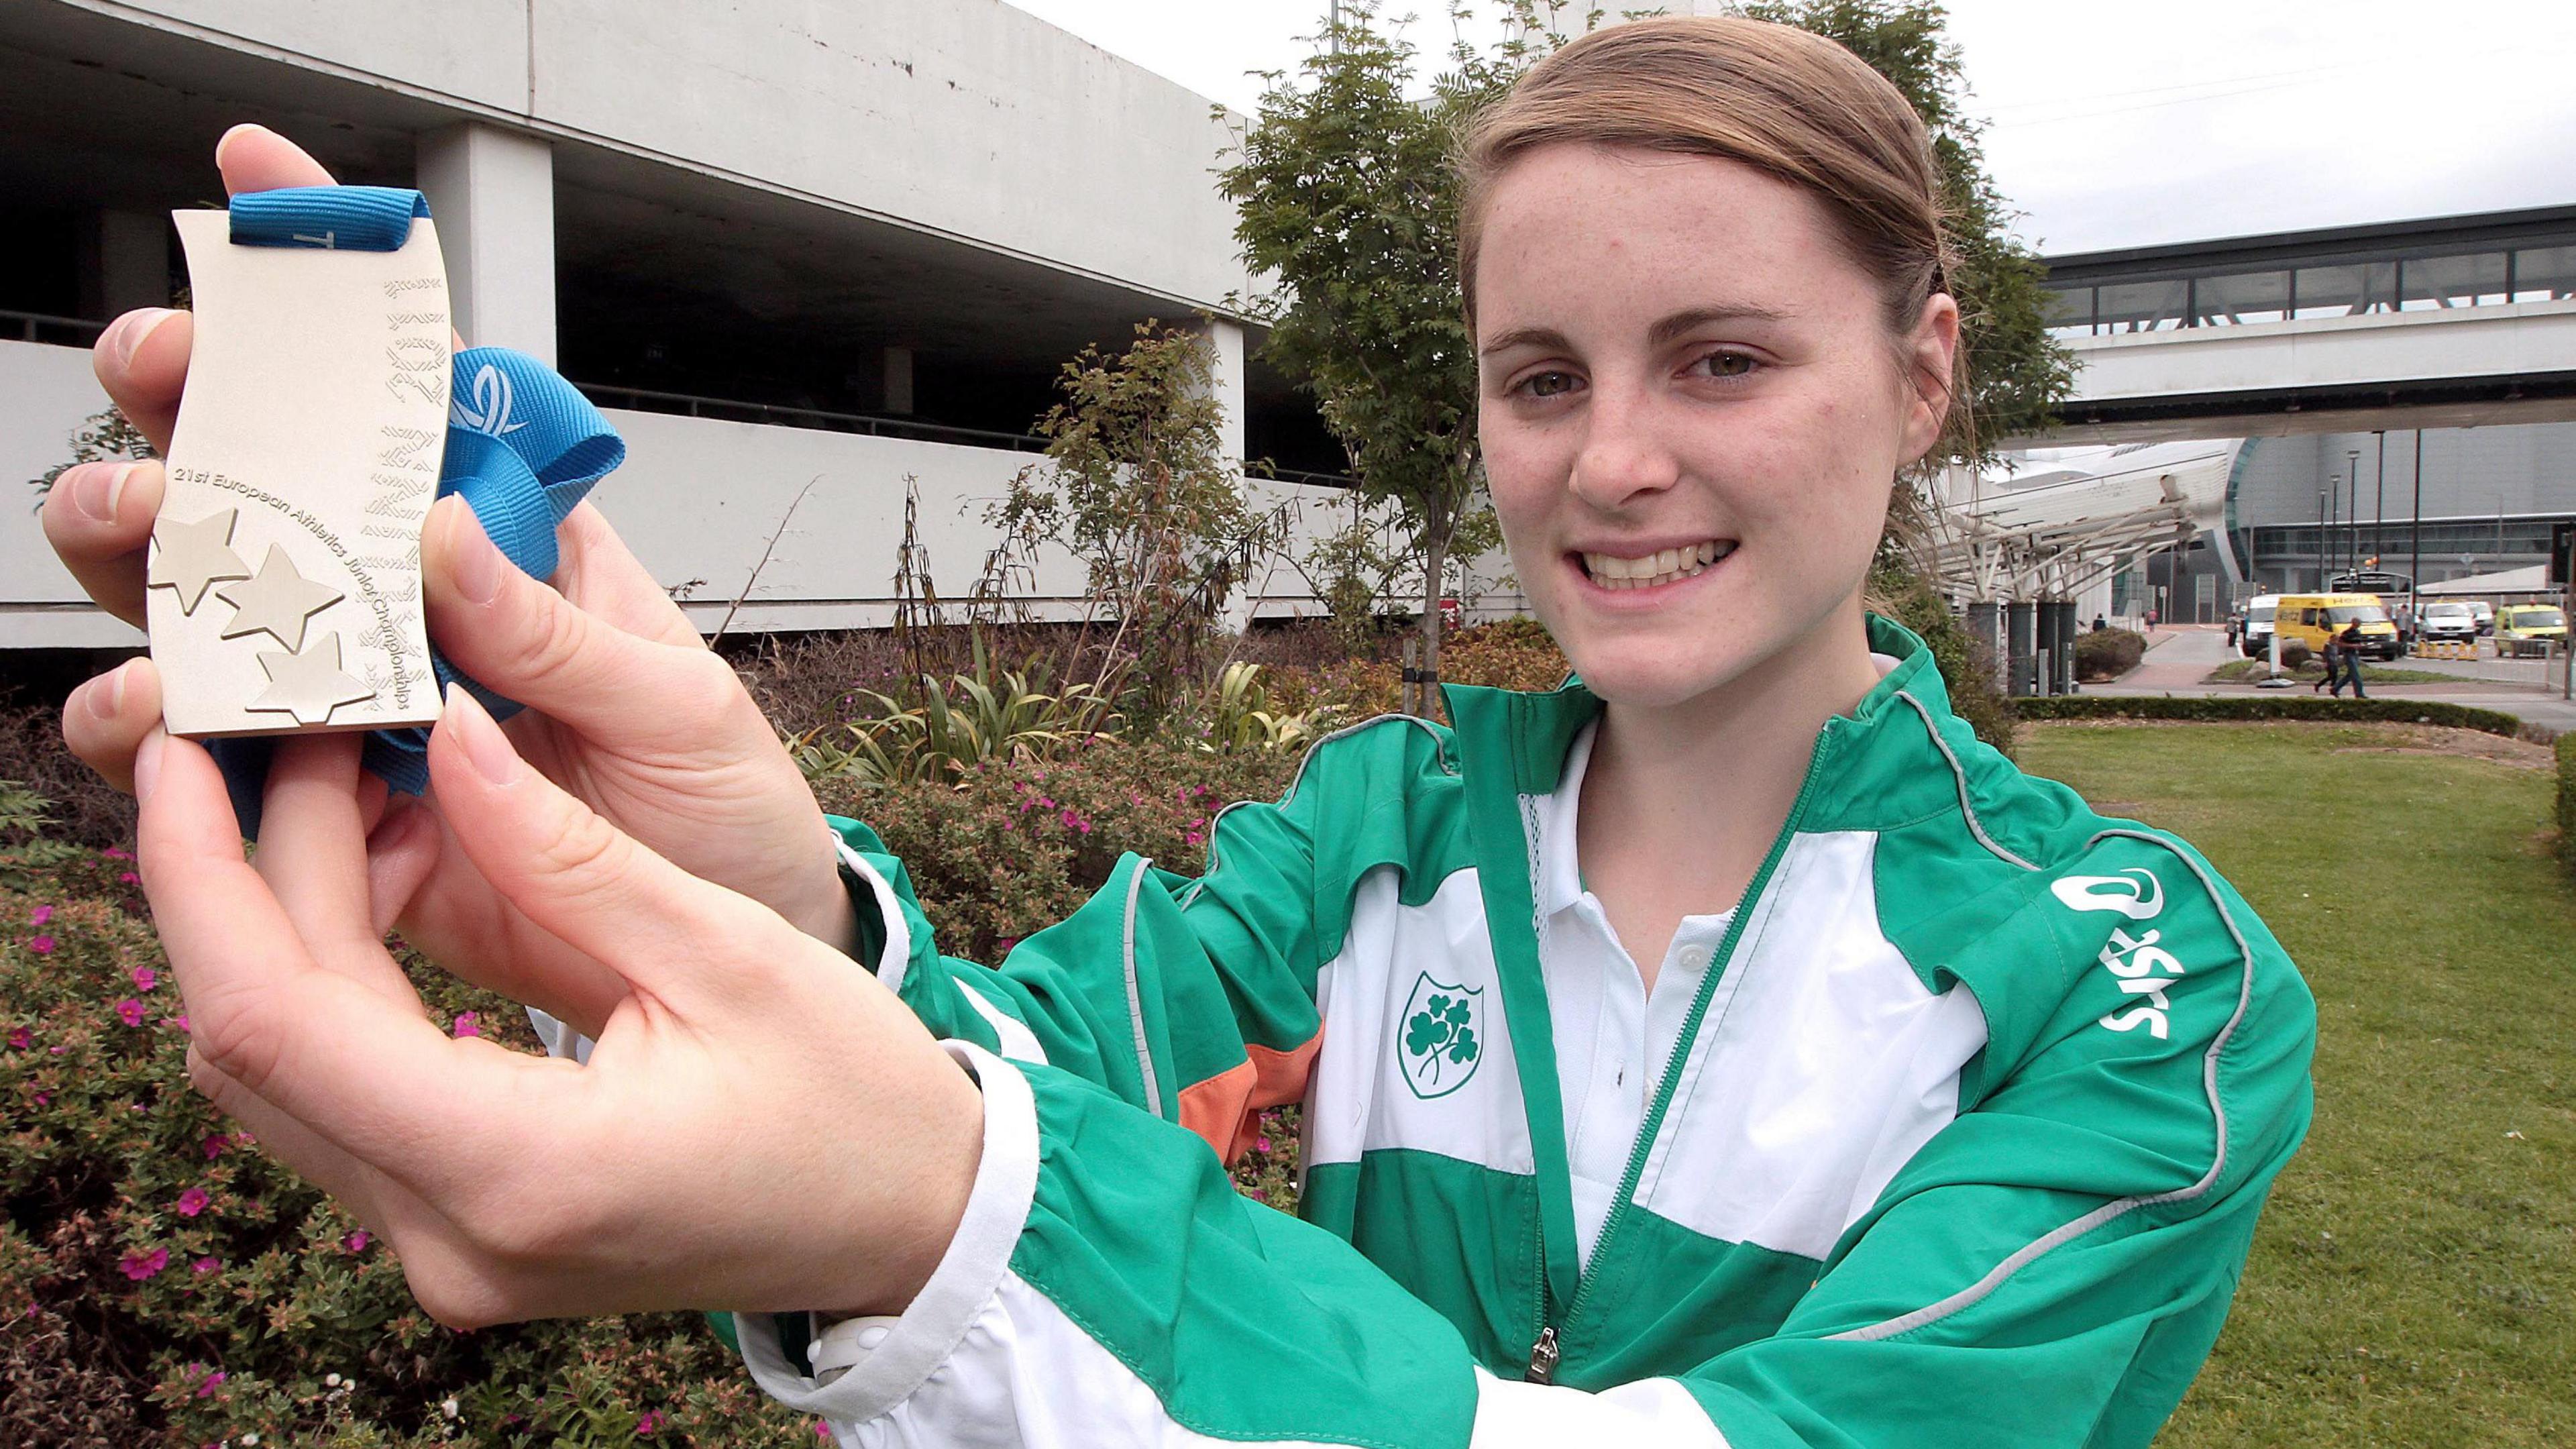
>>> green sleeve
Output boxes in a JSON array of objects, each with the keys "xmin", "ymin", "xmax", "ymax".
[{"xmin": 1680, "ymin": 837, "xmax": 2317, "ymax": 1449}]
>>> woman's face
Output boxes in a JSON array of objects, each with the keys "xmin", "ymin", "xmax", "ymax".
[{"xmin": 1473, "ymin": 144, "xmax": 1957, "ymax": 710}]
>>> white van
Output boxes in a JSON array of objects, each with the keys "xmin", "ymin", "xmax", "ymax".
[{"xmin": 2239, "ymin": 595, "xmax": 2280, "ymax": 657}]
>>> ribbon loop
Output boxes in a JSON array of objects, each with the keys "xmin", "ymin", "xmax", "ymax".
[{"xmin": 227, "ymin": 186, "xmax": 431, "ymax": 252}]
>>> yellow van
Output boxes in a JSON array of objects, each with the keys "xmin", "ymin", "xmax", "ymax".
[
  {"xmin": 2496, "ymin": 603, "xmax": 2567, "ymax": 657},
  {"xmin": 2274, "ymin": 594, "xmax": 2402, "ymax": 661}
]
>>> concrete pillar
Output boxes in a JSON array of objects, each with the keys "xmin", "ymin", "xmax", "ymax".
[
  {"xmin": 2006, "ymin": 600, "xmax": 2037, "ymax": 698},
  {"xmin": 415, "ymin": 123, "xmax": 557, "ymax": 364},
  {"xmin": 1966, "ymin": 600, "xmax": 2002, "ymax": 687},
  {"xmin": 97, "ymin": 211, "xmax": 170, "ymax": 317},
  {"xmin": 2037, "ymin": 598, "xmax": 2063, "ymax": 696},
  {"xmin": 1191, "ymin": 317, "xmax": 1246, "ymax": 466},
  {"xmin": 881, "ymin": 345, "xmax": 916, "ymax": 415},
  {"xmin": 2054, "ymin": 600, "xmax": 2080, "ymax": 694}
]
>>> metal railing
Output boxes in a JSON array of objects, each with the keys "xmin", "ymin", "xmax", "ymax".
[
  {"xmin": 2047, "ymin": 241, "xmax": 2576, "ymax": 337},
  {"xmin": 1, "ymin": 310, "xmax": 110, "ymax": 346},
  {"xmin": 570, "ymin": 382, "xmax": 1053, "ymax": 453}
]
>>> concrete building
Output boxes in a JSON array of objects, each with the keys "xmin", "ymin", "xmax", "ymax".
[{"xmin": 0, "ymin": 0, "xmax": 1375, "ymax": 653}]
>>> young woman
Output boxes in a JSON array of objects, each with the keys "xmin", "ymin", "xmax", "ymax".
[{"xmin": 54, "ymin": 17, "xmax": 2313, "ymax": 1448}]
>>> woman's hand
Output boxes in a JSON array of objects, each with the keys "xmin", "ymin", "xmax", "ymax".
[
  {"xmin": 134, "ymin": 693, "xmax": 982, "ymax": 1324},
  {"xmin": 44, "ymin": 126, "xmax": 853, "ymax": 1034}
]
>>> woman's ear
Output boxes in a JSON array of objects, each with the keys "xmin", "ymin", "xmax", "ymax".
[{"xmin": 1901, "ymin": 291, "xmax": 1962, "ymax": 462}]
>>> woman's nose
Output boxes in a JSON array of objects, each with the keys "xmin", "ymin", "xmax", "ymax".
[{"xmin": 1566, "ymin": 383, "xmax": 1682, "ymax": 512}]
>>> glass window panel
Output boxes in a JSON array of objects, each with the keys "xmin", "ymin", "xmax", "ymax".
[
  {"xmin": 2097, "ymin": 278, "xmax": 2188, "ymax": 332},
  {"xmin": 2043, "ymin": 284, "xmax": 2094, "ymax": 336},
  {"xmin": 2513, "ymin": 244, "xmax": 2576, "ymax": 302},
  {"xmin": 2192, "ymin": 269, "xmax": 2290, "ymax": 325},
  {"xmin": 2292, "ymin": 261, "xmax": 2397, "ymax": 318},
  {"xmin": 2399, "ymin": 250, "xmax": 2508, "ymax": 310}
]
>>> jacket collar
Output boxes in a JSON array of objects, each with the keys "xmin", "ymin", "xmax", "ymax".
[{"xmin": 1439, "ymin": 612, "xmax": 1951, "ymax": 809}]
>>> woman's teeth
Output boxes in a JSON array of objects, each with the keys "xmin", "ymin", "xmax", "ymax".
[{"xmin": 1581, "ymin": 541, "xmax": 1732, "ymax": 590}]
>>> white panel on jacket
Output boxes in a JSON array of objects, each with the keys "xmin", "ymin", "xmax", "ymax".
[
  {"xmin": 1305, "ymin": 865, "xmax": 1536, "ymax": 1177},
  {"xmin": 1634, "ymin": 829, "xmax": 1988, "ymax": 1262}
]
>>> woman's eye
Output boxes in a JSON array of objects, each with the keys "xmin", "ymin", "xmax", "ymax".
[
  {"xmin": 1693, "ymin": 350, "xmax": 1759, "ymax": 380},
  {"xmin": 1519, "ymin": 370, "xmax": 1580, "ymax": 398}
]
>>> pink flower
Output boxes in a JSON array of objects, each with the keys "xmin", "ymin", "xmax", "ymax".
[
  {"xmin": 176, "ymin": 1187, "xmax": 211, "ymax": 1218},
  {"xmin": 814, "ymin": 1422, "xmax": 833, "ymax": 1440},
  {"xmin": 118, "ymin": 872, "xmax": 139, "ymax": 886},
  {"xmin": 29, "ymin": 905, "xmax": 51, "ymax": 926},
  {"xmin": 343, "ymin": 1230, "xmax": 371, "ymax": 1254},
  {"xmin": 451, "ymin": 1012, "xmax": 480, "ymax": 1038},
  {"xmin": 203, "ymin": 1134, "xmax": 229, "ymax": 1161},
  {"xmin": 115, "ymin": 998, "xmax": 145, "ymax": 1027},
  {"xmin": 195, "ymin": 1368, "xmax": 226, "ymax": 1397},
  {"xmin": 30, "ymin": 1092, "xmax": 47, "ymax": 1106},
  {"xmin": 131, "ymin": 965, "xmax": 156, "ymax": 991},
  {"xmin": 6, "ymin": 1026, "xmax": 26, "ymax": 1051},
  {"xmin": 119, "ymin": 1247, "xmax": 169, "ymax": 1280},
  {"xmin": 191, "ymin": 1256, "xmax": 219, "ymax": 1275},
  {"xmin": 635, "ymin": 1409, "xmax": 666, "ymax": 1434},
  {"xmin": 1256, "ymin": 1134, "xmax": 1273, "ymax": 1154},
  {"xmin": 170, "ymin": 1014, "xmax": 189, "ymax": 1032},
  {"xmin": 28, "ymin": 936, "xmax": 55, "ymax": 956},
  {"xmin": 103, "ymin": 846, "xmax": 131, "ymax": 861}
]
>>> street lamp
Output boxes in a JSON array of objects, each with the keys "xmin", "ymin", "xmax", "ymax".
[
  {"xmin": 2345, "ymin": 449, "xmax": 2361, "ymax": 579},
  {"xmin": 2316, "ymin": 487, "xmax": 2329, "ymax": 591}
]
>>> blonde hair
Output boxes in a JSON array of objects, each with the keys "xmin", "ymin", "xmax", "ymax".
[{"xmin": 1456, "ymin": 15, "xmax": 1962, "ymax": 436}]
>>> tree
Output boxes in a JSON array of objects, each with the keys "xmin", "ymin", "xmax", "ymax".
[
  {"xmin": 1221, "ymin": 1, "xmax": 1540, "ymax": 710},
  {"xmin": 989, "ymin": 321, "xmax": 1258, "ymax": 724},
  {"xmin": 28, "ymin": 405, "xmax": 154, "ymax": 504}
]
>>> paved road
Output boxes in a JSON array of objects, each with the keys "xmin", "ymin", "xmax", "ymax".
[{"xmin": 2078, "ymin": 626, "xmax": 2576, "ymax": 735}]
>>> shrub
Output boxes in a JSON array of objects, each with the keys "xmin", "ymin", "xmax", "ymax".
[
  {"xmin": 1869, "ymin": 564, "xmax": 2019, "ymax": 759},
  {"xmin": 0, "ymin": 857, "xmax": 814, "ymax": 1448},
  {"xmin": 814, "ymin": 737, "xmax": 1299, "ymax": 964},
  {"xmin": 2015, "ymin": 694, "xmax": 2528, "ymax": 738},
  {"xmin": 2072, "ymin": 627, "xmax": 2147, "ymax": 682}
]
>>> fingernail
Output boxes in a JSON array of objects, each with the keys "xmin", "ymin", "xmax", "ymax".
[
  {"xmin": 107, "ymin": 309, "xmax": 175, "ymax": 370},
  {"xmin": 443, "ymin": 684, "xmax": 521, "ymax": 786},
  {"xmin": 446, "ymin": 504, "xmax": 507, "ymax": 606},
  {"xmin": 71, "ymin": 463, "xmax": 135, "ymax": 524},
  {"xmin": 85, "ymin": 659, "xmax": 133, "ymax": 721},
  {"xmin": 134, "ymin": 731, "xmax": 166, "ymax": 802}
]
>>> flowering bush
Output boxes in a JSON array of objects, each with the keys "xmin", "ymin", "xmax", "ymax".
[{"xmin": 0, "ymin": 856, "xmax": 812, "ymax": 1447}]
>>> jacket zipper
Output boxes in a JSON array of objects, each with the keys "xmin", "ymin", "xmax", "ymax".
[{"xmin": 1522, "ymin": 733, "xmax": 1836, "ymax": 1383}]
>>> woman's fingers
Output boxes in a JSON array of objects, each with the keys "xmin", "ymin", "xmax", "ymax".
[
  {"xmin": 214, "ymin": 123, "xmax": 337, "ymax": 195},
  {"xmin": 42, "ymin": 453, "xmax": 168, "ymax": 629},
  {"xmin": 426, "ymin": 686, "xmax": 786, "ymax": 1016},
  {"xmin": 136, "ymin": 728, "xmax": 543, "ymax": 1191},
  {"xmin": 253, "ymin": 735, "xmax": 423, "ymax": 1008},
  {"xmin": 93, "ymin": 310, "xmax": 193, "ymax": 456},
  {"xmin": 58, "ymin": 657, "xmax": 162, "ymax": 793},
  {"xmin": 423, "ymin": 498, "xmax": 747, "ymax": 751}
]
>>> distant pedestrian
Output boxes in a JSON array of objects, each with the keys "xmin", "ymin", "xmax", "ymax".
[
  {"xmin": 2145, "ymin": 607, "xmax": 2159, "ymax": 630},
  {"xmin": 2093, "ymin": 612, "xmax": 2108, "ymax": 633},
  {"xmin": 2335, "ymin": 621, "xmax": 2369, "ymax": 698}
]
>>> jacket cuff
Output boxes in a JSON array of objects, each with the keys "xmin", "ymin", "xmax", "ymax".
[{"xmin": 732, "ymin": 1038, "xmax": 1036, "ymax": 1426}]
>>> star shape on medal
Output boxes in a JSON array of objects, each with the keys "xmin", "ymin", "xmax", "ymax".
[
  {"xmin": 218, "ymin": 545, "xmax": 345, "ymax": 653},
  {"xmin": 246, "ymin": 633, "xmax": 376, "ymax": 726},
  {"xmin": 147, "ymin": 509, "xmax": 252, "ymax": 615}
]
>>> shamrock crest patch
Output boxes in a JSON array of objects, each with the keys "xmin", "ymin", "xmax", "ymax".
[{"xmin": 1398, "ymin": 972, "xmax": 1485, "ymax": 1099}]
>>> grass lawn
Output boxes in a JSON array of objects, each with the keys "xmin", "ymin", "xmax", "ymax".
[
  {"xmin": 2202, "ymin": 658, "xmax": 2462, "ymax": 686},
  {"xmin": 2017, "ymin": 721, "xmax": 2576, "ymax": 1448}
]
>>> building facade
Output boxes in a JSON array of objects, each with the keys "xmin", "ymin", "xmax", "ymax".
[{"xmin": 0, "ymin": 0, "xmax": 1385, "ymax": 653}]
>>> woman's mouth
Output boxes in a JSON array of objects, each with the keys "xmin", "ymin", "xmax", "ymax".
[{"xmin": 1576, "ymin": 540, "xmax": 1735, "ymax": 591}]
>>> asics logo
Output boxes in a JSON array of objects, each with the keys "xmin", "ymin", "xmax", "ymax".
[{"xmin": 2050, "ymin": 867, "xmax": 2163, "ymax": 920}]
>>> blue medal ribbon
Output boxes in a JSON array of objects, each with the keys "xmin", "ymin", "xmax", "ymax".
[{"xmin": 205, "ymin": 189, "xmax": 626, "ymax": 835}]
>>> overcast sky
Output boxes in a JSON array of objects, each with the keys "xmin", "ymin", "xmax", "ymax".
[{"xmin": 1008, "ymin": 0, "xmax": 2576, "ymax": 256}]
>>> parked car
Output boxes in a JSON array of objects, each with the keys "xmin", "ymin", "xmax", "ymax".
[
  {"xmin": 2467, "ymin": 600, "xmax": 2496, "ymax": 635},
  {"xmin": 2496, "ymin": 604, "xmax": 2568, "ymax": 657},
  {"xmin": 2273, "ymin": 594, "xmax": 2403, "ymax": 661},
  {"xmin": 2239, "ymin": 595, "xmax": 2280, "ymax": 657},
  {"xmin": 2417, "ymin": 600, "xmax": 2479, "ymax": 644}
]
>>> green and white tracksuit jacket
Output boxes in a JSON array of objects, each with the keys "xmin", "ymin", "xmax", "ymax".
[{"xmin": 733, "ymin": 616, "xmax": 2317, "ymax": 1448}]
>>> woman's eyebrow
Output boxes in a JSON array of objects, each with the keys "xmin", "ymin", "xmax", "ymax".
[
  {"xmin": 1648, "ymin": 304, "xmax": 1792, "ymax": 346},
  {"xmin": 1478, "ymin": 325, "xmax": 1572, "ymax": 360}
]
